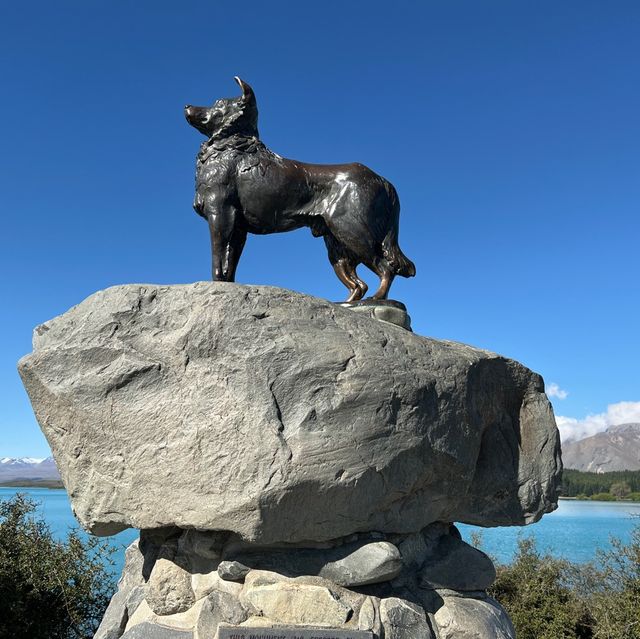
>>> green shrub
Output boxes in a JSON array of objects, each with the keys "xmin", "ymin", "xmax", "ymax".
[
  {"xmin": 627, "ymin": 492, "xmax": 640, "ymax": 502},
  {"xmin": 0, "ymin": 493, "xmax": 115, "ymax": 639},
  {"xmin": 488, "ymin": 537, "xmax": 593, "ymax": 639},
  {"xmin": 610, "ymin": 482, "xmax": 632, "ymax": 499},
  {"xmin": 589, "ymin": 493, "xmax": 616, "ymax": 501},
  {"xmin": 481, "ymin": 526, "xmax": 640, "ymax": 638},
  {"xmin": 575, "ymin": 527, "xmax": 640, "ymax": 639}
]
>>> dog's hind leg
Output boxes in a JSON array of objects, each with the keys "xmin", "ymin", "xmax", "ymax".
[
  {"xmin": 324, "ymin": 233, "xmax": 362, "ymax": 302},
  {"xmin": 334, "ymin": 260, "xmax": 361, "ymax": 302},
  {"xmin": 372, "ymin": 268, "xmax": 395, "ymax": 300},
  {"xmin": 344, "ymin": 263, "xmax": 368, "ymax": 301},
  {"xmin": 365, "ymin": 259, "xmax": 395, "ymax": 300}
]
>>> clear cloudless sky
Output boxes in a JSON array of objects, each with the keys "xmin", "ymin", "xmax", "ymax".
[{"xmin": 1, "ymin": 1, "xmax": 638, "ymax": 457}]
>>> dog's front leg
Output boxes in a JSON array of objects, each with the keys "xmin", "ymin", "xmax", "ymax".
[
  {"xmin": 206, "ymin": 201, "xmax": 245, "ymax": 282},
  {"xmin": 224, "ymin": 224, "xmax": 247, "ymax": 282}
]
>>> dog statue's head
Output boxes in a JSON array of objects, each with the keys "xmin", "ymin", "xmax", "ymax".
[{"xmin": 185, "ymin": 77, "xmax": 259, "ymax": 140}]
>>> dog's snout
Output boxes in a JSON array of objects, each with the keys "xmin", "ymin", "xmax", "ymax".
[{"xmin": 184, "ymin": 105, "xmax": 191, "ymax": 111}]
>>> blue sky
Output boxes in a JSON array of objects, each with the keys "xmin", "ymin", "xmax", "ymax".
[{"xmin": 1, "ymin": 1, "xmax": 638, "ymax": 457}]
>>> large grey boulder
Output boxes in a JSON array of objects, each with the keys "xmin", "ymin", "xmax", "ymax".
[{"xmin": 19, "ymin": 282, "xmax": 561, "ymax": 543}]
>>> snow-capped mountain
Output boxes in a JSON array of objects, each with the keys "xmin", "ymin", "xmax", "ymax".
[
  {"xmin": 1, "ymin": 457, "xmax": 44, "ymax": 465},
  {"xmin": 0, "ymin": 456, "xmax": 60, "ymax": 481}
]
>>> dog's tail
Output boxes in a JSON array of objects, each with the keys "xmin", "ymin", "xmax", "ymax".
[
  {"xmin": 382, "ymin": 184, "xmax": 416, "ymax": 278},
  {"xmin": 383, "ymin": 233, "xmax": 416, "ymax": 277}
]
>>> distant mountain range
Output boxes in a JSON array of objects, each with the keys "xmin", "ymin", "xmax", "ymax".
[
  {"xmin": 562, "ymin": 423, "xmax": 640, "ymax": 473},
  {"xmin": 0, "ymin": 456, "xmax": 61, "ymax": 482}
]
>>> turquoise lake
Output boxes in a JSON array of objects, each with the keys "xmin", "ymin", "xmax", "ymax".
[{"xmin": 3, "ymin": 487, "xmax": 640, "ymax": 574}]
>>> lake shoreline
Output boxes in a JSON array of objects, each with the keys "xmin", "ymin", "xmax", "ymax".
[{"xmin": 0, "ymin": 480, "xmax": 64, "ymax": 489}]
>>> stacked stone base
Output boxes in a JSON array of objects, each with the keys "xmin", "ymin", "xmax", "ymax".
[
  {"xmin": 18, "ymin": 283, "xmax": 553, "ymax": 639},
  {"xmin": 95, "ymin": 523, "xmax": 515, "ymax": 639}
]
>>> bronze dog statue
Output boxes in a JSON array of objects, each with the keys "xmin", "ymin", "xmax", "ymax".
[{"xmin": 185, "ymin": 78, "xmax": 415, "ymax": 301}]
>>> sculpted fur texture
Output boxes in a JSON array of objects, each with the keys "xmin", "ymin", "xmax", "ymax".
[{"xmin": 185, "ymin": 77, "xmax": 415, "ymax": 301}]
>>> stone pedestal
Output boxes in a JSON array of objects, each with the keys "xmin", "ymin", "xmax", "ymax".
[
  {"xmin": 95, "ymin": 524, "xmax": 514, "ymax": 639},
  {"xmin": 18, "ymin": 283, "xmax": 561, "ymax": 639}
]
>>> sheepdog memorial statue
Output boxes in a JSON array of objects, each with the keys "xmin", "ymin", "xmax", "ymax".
[
  {"xmin": 184, "ymin": 77, "xmax": 415, "ymax": 303},
  {"xmin": 16, "ymin": 77, "xmax": 563, "ymax": 639}
]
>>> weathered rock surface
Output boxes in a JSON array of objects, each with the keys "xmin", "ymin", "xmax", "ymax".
[
  {"xmin": 320, "ymin": 541, "xmax": 402, "ymax": 586},
  {"xmin": 419, "ymin": 533, "xmax": 496, "ymax": 591},
  {"xmin": 96, "ymin": 527, "xmax": 514, "ymax": 639},
  {"xmin": 124, "ymin": 599, "xmax": 206, "ymax": 635},
  {"xmin": 222, "ymin": 540, "xmax": 402, "ymax": 587},
  {"xmin": 145, "ymin": 556, "xmax": 195, "ymax": 616},
  {"xmin": 19, "ymin": 282, "xmax": 560, "ymax": 541},
  {"xmin": 433, "ymin": 595, "xmax": 515, "ymax": 639},
  {"xmin": 95, "ymin": 540, "xmax": 145, "ymax": 639},
  {"xmin": 218, "ymin": 560, "xmax": 251, "ymax": 582},
  {"xmin": 195, "ymin": 590, "xmax": 247, "ymax": 638},
  {"xmin": 339, "ymin": 300, "xmax": 412, "ymax": 330},
  {"xmin": 240, "ymin": 570, "xmax": 358, "ymax": 627},
  {"xmin": 380, "ymin": 598, "xmax": 434, "ymax": 639},
  {"xmin": 120, "ymin": 622, "xmax": 192, "ymax": 639},
  {"xmin": 357, "ymin": 597, "xmax": 380, "ymax": 634}
]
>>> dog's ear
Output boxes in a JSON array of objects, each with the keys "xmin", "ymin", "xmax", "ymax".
[{"xmin": 234, "ymin": 76, "xmax": 256, "ymax": 106}]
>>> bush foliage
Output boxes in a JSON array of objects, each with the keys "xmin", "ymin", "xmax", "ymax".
[
  {"xmin": 489, "ymin": 538, "xmax": 592, "ymax": 638},
  {"xmin": 486, "ymin": 526, "xmax": 640, "ymax": 639},
  {"xmin": 0, "ymin": 494, "xmax": 115, "ymax": 639},
  {"xmin": 589, "ymin": 492, "xmax": 617, "ymax": 502}
]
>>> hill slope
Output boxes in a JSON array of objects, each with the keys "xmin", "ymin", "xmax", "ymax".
[
  {"xmin": 562, "ymin": 423, "xmax": 640, "ymax": 472},
  {"xmin": 0, "ymin": 456, "xmax": 61, "ymax": 482}
]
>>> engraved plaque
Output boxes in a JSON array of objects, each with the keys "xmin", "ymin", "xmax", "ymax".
[{"xmin": 218, "ymin": 627, "xmax": 374, "ymax": 639}]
